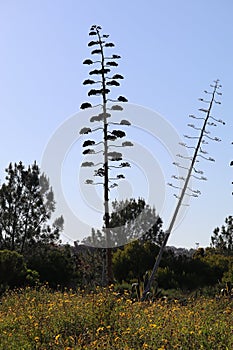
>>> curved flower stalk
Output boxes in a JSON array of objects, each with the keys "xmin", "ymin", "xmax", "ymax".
[{"xmin": 142, "ymin": 80, "xmax": 224, "ymax": 300}]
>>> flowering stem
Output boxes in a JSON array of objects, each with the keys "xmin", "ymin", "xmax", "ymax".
[{"xmin": 141, "ymin": 80, "xmax": 220, "ymax": 300}]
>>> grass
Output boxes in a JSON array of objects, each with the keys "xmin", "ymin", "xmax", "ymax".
[{"xmin": 0, "ymin": 285, "xmax": 232, "ymax": 349}]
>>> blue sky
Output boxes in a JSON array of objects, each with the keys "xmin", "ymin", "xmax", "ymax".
[{"xmin": 0, "ymin": 0, "xmax": 232, "ymax": 248}]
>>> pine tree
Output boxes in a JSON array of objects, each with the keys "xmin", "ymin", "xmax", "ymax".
[
  {"xmin": 83, "ymin": 198, "xmax": 164, "ymax": 247},
  {"xmin": 0, "ymin": 161, "xmax": 63, "ymax": 255},
  {"xmin": 211, "ymin": 216, "xmax": 233, "ymax": 255}
]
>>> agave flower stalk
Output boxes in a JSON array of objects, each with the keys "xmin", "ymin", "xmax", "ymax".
[
  {"xmin": 80, "ymin": 25, "xmax": 132, "ymax": 284},
  {"xmin": 142, "ymin": 79, "xmax": 224, "ymax": 300}
]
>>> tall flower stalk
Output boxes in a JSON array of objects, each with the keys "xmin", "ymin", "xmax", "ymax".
[
  {"xmin": 142, "ymin": 80, "xmax": 224, "ymax": 300},
  {"xmin": 80, "ymin": 25, "xmax": 132, "ymax": 284}
]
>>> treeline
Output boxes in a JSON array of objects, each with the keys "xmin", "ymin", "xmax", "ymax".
[
  {"xmin": 1, "ymin": 240, "xmax": 233, "ymax": 295},
  {"xmin": 0, "ymin": 162, "xmax": 232, "ymax": 295}
]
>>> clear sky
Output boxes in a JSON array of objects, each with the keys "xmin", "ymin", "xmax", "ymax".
[{"xmin": 0, "ymin": 0, "xmax": 232, "ymax": 248}]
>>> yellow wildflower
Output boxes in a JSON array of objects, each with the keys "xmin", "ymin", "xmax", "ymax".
[{"xmin": 55, "ymin": 334, "xmax": 61, "ymax": 344}]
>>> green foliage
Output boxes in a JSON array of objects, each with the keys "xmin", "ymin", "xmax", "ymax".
[
  {"xmin": 0, "ymin": 250, "xmax": 27, "ymax": 290},
  {"xmin": 83, "ymin": 198, "xmax": 164, "ymax": 247},
  {"xmin": 194, "ymin": 247, "xmax": 233, "ymax": 287},
  {"xmin": 110, "ymin": 198, "xmax": 164, "ymax": 245},
  {"xmin": 113, "ymin": 240, "xmax": 159, "ymax": 282},
  {"xmin": 112, "ymin": 242, "xmax": 233, "ymax": 291},
  {"xmin": 26, "ymin": 244, "xmax": 77, "ymax": 288},
  {"xmin": 211, "ymin": 216, "xmax": 233, "ymax": 255},
  {"xmin": 0, "ymin": 161, "xmax": 63, "ymax": 255},
  {"xmin": 73, "ymin": 243, "xmax": 104, "ymax": 288},
  {"xmin": 222, "ymin": 263, "xmax": 233, "ymax": 284},
  {"xmin": 157, "ymin": 266, "xmax": 179, "ymax": 289},
  {"xmin": 0, "ymin": 250, "xmax": 39, "ymax": 293},
  {"xmin": 25, "ymin": 269, "xmax": 40, "ymax": 286}
]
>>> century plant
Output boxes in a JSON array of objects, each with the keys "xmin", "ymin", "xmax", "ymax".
[
  {"xmin": 142, "ymin": 79, "xmax": 224, "ymax": 300},
  {"xmin": 79, "ymin": 25, "xmax": 132, "ymax": 284}
]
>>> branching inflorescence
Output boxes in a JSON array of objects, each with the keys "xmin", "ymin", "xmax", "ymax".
[
  {"xmin": 142, "ymin": 80, "xmax": 224, "ymax": 300},
  {"xmin": 79, "ymin": 25, "xmax": 132, "ymax": 284}
]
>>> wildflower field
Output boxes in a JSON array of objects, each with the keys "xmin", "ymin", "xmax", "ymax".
[{"xmin": 0, "ymin": 286, "xmax": 232, "ymax": 350}]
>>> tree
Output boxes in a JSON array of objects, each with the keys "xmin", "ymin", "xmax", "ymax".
[
  {"xmin": 0, "ymin": 161, "xmax": 64, "ymax": 255},
  {"xmin": 110, "ymin": 198, "xmax": 164, "ymax": 246},
  {"xmin": 194, "ymin": 248, "xmax": 233, "ymax": 288},
  {"xmin": 27, "ymin": 244, "xmax": 76, "ymax": 288},
  {"xmin": 73, "ymin": 242, "xmax": 104, "ymax": 289},
  {"xmin": 112, "ymin": 240, "xmax": 160, "ymax": 283},
  {"xmin": 211, "ymin": 216, "xmax": 233, "ymax": 255},
  {"xmin": 0, "ymin": 250, "xmax": 27, "ymax": 290},
  {"xmin": 142, "ymin": 80, "xmax": 224, "ymax": 300},
  {"xmin": 83, "ymin": 198, "xmax": 164, "ymax": 247},
  {"xmin": 80, "ymin": 25, "xmax": 132, "ymax": 284},
  {"xmin": 82, "ymin": 198, "xmax": 163, "ymax": 286}
]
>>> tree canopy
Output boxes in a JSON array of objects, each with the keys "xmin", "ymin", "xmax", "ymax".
[
  {"xmin": 211, "ymin": 216, "xmax": 233, "ymax": 255},
  {"xmin": 0, "ymin": 161, "xmax": 63, "ymax": 255},
  {"xmin": 82, "ymin": 198, "xmax": 164, "ymax": 247}
]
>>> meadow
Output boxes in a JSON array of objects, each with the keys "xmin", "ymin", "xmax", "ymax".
[{"xmin": 0, "ymin": 286, "xmax": 232, "ymax": 350}]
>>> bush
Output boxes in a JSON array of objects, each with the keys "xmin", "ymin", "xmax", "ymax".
[
  {"xmin": 0, "ymin": 250, "xmax": 27, "ymax": 292},
  {"xmin": 27, "ymin": 244, "xmax": 77, "ymax": 288}
]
